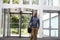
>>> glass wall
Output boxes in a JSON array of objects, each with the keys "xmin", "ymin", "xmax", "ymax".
[
  {"xmin": 43, "ymin": 0, "xmax": 48, "ymax": 5},
  {"xmin": 12, "ymin": 0, "xmax": 19, "ymax": 4},
  {"xmin": 51, "ymin": 30, "xmax": 58, "ymax": 37},
  {"xmin": 43, "ymin": 0, "xmax": 59, "ymax": 6},
  {"xmin": 51, "ymin": 13, "xmax": 58, "ymax": 37},
  {"xmin": 43, "ymin": 12, "xmax": 58, "ymax": 37},
  {"xmin": 43, "ymin": 13, "xmax": 49, "ymax": 28},
  {"xmin": 43, "ymin": 30, "xmax": 49, "ymax": 37},
  {"xmin": 53, "ymin": 0, "xmax": 59, "ymax": 6},
  {"xmin": 32, "ymin": 0, "xmax": 39, "ymax": 5},
  {"xmin": 48, "ymin": 0, "xmax": 53, "ymax": 6},
  {"xmin": 3, "ymin": 0, "xmax": 20, "ymax": 4},
  {"xmin": 0, "ymin": 26, "xmax": 3, "ymax": 37},
  {"xmin": 3, "ymin": 0, "xmax": 60, "ymax": 6},
  {"xmin": 43, "ymin": 13, "xmax": 50, "ymax": 37},
  {"xmin": 10, "ymin": 14, "xmax": 20, "ymax": 36},
  {"xmin": 0, "ymin": 9, "xmax": 4, "ymax": 37},
  {"xmin": 3, "ymin": 0, "xmax": 39, "ymax": 5},
  {"xmin": 23, "ymin": 0, "xmax": 29, "ymax": 4},
  {"xmin": 51, "ymin": 13, "xmax": 58, "ymax": 28},
  {"xmin": 1, "ymin": 8, "xmax": 33, "ymax": 37},
  {"xmin": 21, "ymin": 14, "xmax": 31, "ymax": 37}
]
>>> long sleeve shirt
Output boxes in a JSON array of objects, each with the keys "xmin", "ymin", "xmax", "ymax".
[{"xmin": 29, "ymin": 16, "xmax": 40, "ymax": 28}]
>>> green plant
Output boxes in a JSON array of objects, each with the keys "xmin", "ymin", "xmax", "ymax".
[{"xmin": 3, "ymin": 0, "xmax": 10, "ymax": 3}]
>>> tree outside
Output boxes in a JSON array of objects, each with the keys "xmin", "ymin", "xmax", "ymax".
[
  {"xmin": 10, "ymin": 14, "xmax": 31, "ymax": 36},
  {"xmin": 12, "ymin": 0, "xmax": 19, "ymax": 4},
  {"xmin": 3, "ymin": 0, "xmax": 10, "ymax": 4},
  {"xmin": 32, "ymin": 0, "xmax": 39, "ymax": 4},
  {"xmin": 3, "ymin": 0, "xmax": 19, "ymax": 4}
]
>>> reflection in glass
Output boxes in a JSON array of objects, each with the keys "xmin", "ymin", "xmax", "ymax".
[
  {"xmin": 43, "ymin": 13, "xmax": 49, "ymax": 28},
  {"xmin": 43, "ymin": 13, "xmax": 49, "ymax": 20},
  {"xmin": 51, "ymin": 30, "xmax": 58, "ymax": 37},
  {"xmin": 43, "ymin": 19, "xmax": 49, "ymax": 28},
  {"xmin": 43, "ymin": 30, "xmax": 49, "ymax": 37},
  {"xmin": 51, "ymin": 16, "xmax": 58, "ymax": 28},
  {"xmin": 51, "ymin": 13, "xmax": 58, "ymax": 28},
  {"xmin": 51, "ymin": 13, "xmax": 58, "ymax": 17},
  {"xmin": 3, "ymin": 0, "xmax": 10, "ymax": 4}
]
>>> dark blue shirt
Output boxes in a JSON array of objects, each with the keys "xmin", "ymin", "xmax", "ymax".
[{"xmin": 29, "ymin": 16, "xmax": 40, "ymax": 28}]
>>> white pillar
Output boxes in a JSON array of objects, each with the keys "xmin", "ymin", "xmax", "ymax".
[
  {"xmin": 0, "ymin": 0, "xmax": 3, "ymax": 37},
  {"xmin": 38, "ymin": 0, "xmax": 43, "ymax": 38}
]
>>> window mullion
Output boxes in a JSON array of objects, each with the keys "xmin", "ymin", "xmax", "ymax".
[
  {"xmin": 49, "ymin": 13, "xmax": 51, "ymax": 37},
  {"xmin": 10, "ymin": 0, "xmax": 12, "ymax": 4}
]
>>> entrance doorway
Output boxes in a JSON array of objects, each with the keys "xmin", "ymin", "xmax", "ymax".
[
  {"xmin": 2, "ymin": 8, "xmax": 33, "ymax": 37},
  {"xmin": 10, "ymin": 14, "xmax": 20, "ymax": 36},
  {"xmin": 10, "ymin": 12, "xmax": 32, "ymax": 37}
]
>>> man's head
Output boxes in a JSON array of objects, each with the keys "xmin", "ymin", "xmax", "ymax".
[{"xmin": 32, "ymin": 10, "xmax": 37, "ymax": 17}]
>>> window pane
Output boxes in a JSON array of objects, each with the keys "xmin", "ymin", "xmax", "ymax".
[
  {"xmin": 43, "ymin": 13, "xmax": 49, "ymax": 28},
  {"xmin": 22, "ymin": 14, "xmax": 31, "ymax": 23},
  {"xmin": 43, "ymin": 0, "xmax": 48, "ymax": 5},
  {"xmin": 48, "ymin": 0, "xmax": 53, "ymax": 6},
  {"xmin": 3, "ymin": 0, "xmax": 10, "ymax": 4},
  {"xmin": 43, "ymin": 30, "xmax": 49, "ymax": 37},
  {"xmin": 43, "ymin": 19, "xmax": 49, "ymax": 28},
  {"xmin": 10, "ymin": 14, "xmax": 20, "ymax": 23},
  {"xmin": 32, "ymin": 0, "xmax": 39, "ymax": 5},
  {"xmin": 12, "ymin": 0, "xmax": 19, "ymax": 4},
  {"xmin": 43, "ymin": 13, "xmax": 49, "ymax": 20},
  {"xmin": 51, "ymin": 13, "xmax": 58, "ymax": 17},
  {"xmin": 21, "ymin": 14, "xmax": 31, "ymax": 37},
  {"xmin": 51, "ymin": 30, "xmax": 58, "ymax": 37},
  {"xmin": 10, "ymin": 24, "xmax": 19, "ymax": 36},
  {"xmin": 51, "ymin": 13, "xmax": 58, "ymax": 28},
  {"xmin": 23, "ymin": 0, "xmax": 29, "ymax": 4},
  {"xmin": 0, "ymin": 27, "xmax": 3, "ymax": 37},
  {"xmin": 53, "ymin": 0, "xmax": 59, "ymax": 6}
]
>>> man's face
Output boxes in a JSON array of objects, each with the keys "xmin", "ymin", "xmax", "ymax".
[{"xmin": 33, "ymin": 10, "xmax": 37, "ymax": 16}]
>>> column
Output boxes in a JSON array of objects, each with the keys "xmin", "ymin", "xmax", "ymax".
[
  {"xmin": 58, "ymin": 12, "xmax": 60, "ymax": 39},
  {"xmin": 38, "ymin": 0, "xmax": 43, "ymax": 38},
  {"xmin": 0, "ymin": 0, "xmax": 3, "ymax": 37}
]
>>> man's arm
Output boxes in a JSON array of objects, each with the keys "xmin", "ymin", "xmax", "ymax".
[
  {"xmin": 37, "ymin": 18, "xmax": 40, "ymax": 29},
  {"xmin": 28, "ymin": 16, "xmax": 32, "ymax": 27}
]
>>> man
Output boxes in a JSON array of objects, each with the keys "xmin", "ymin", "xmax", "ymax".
[{"xmin": 29, "ymin": 10, "xmax": 40, "ymax": 40}]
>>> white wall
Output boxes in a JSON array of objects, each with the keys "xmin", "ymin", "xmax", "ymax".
[{"xmin": 0, "ymin": 0, "xmax": 3, "ymax": 37}]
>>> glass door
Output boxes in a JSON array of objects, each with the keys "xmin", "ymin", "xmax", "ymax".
[
  {"xmin": 21, "ymin": 14, "xmax": 32, "ymax": 37},
  {"xmin": 10, "ymin": 14, "xmax": 20, "ymax": 36},
  {"xmin": 9, "ymin": 13, "xmax": 32, "ymax": 37}
]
